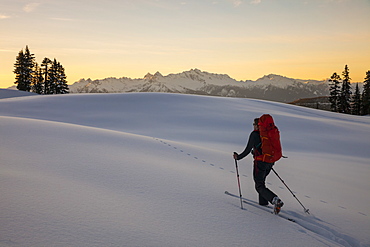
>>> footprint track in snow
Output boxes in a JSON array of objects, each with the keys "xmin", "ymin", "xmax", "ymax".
[{"xmin": 154, "ymin": 137, "xmax": 368, "ymax": 217}]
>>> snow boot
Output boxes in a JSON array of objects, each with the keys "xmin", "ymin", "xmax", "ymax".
[{"xmin": 272, "ymin": 196, "xmax": 284, "ymax": 214}]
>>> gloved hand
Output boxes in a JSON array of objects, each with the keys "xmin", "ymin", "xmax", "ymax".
[{"xmin": 233, "ymin": 152, "xmax": 238, "ymax": 160}]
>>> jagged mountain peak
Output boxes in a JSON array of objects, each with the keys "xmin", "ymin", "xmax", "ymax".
[
  {"xmin": 260, "ymin": 74, "xmax": 291, "ymax": 80},
  {"xmin": 144, "ymin": 73, "xmax": 153, "ymax": 80},
  {"xmin": 189, "ymin": 68, "xmax": 202, "ymax": 73},
  {"xmin": 257, "ymin": 74, "xmax": 296, "ymax": 83}
]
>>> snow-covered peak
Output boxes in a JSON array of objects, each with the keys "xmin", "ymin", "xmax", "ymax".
[
  {"xmin": 262, "ymin": 74, "xmax": 288, "ymax": 80},
  {"xmin": 251, "ymin": 74, "xmax": 328, "ymax": 88},
  {"xmin": 143, "ymin": 72, "xmax": 164, "ymax": 83},
  {"xmin": 144, "ymin": 73, "xmax": 154, "ymax": 80},
  {"xmin": 253, "ymin": 74, "xmax": 297, "ymax": 87}
]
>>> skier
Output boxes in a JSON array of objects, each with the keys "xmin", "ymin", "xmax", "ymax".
[{"xmin": 233, "ymin": 117, "xmax": 284, "ymax": 214}]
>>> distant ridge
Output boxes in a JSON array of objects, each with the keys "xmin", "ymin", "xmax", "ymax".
[
  {"xmin": 69, "ymin": 68, "xmax": 331, "ymax": 102},
  {"xmin": 289, "ymin": 96, "xmax": 331, "ymax": 111},
  {"xmin": 0, "ymin": 88, "xmax": 37, "ymax": 99}
]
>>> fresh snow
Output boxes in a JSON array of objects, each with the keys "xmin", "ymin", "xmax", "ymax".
[
  {"xmin": 0, "ymin": 89, "xmax": 37, "ymax": 99},
  {"xmin": 0, "ymin": 92, "xmax": 369, "ymax": 247}
]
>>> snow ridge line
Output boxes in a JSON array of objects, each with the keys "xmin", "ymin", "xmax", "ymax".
[{"xmin": 153, "ymin": 137, "xmax": 368, "ymax": 218}]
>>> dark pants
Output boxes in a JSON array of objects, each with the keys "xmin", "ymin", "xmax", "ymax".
[{"xmin": 253, "ymin": 160, "xmax": 277, "ymax": 205}]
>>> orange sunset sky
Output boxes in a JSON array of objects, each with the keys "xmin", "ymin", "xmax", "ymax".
[{"xmin": 1, "ymin": 0, "xmax": 369, "ymax": 88}]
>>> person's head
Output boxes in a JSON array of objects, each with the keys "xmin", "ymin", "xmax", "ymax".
[{"xmin": 253, "ymin": 118, "xmax": 259, "ymax": 130}]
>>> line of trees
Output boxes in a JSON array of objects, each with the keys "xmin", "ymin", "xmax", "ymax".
[
  {"xmin": 14, "ymin": 46, "xmax": 69, "ymax": 94},
  {"xmin": 329, "ymin": 65, "xmax": 370, "ymax": 115}
]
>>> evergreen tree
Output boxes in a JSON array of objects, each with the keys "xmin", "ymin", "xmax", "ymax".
[
  {"xmin": 362, "ymin": 70, "xmax": 370, "ymax": 115},
  {"xmin": 55, "ymin": 61, "xmax": 69, "ymax": 94},
  {"xmin": 48, "ymin": 59, "xmax": 58, "ymax": 94},
  {"xmin": 41, "ymin": 57, "xmax": 52, "ymax": 94},
  {"xmin": 14, "ymin": 49, "xmax": 26, "ymax": 89},
  {"xmin": 13, "ymin": 46, "xmax": 35, "ymax": 92},
  {"xmin": 338, "ymin": 65, "xmax": 352, "ymax": 114},
  {"xmin": 351, "ymin": 83, "xmax": 361, "ymax": 115},
  {"xmin": 329, "ymin": 72, "xmax": 341, "ymax": 112},
  {"xmin": 47, "ymin": 59, "xmax": 69, "ymax": 94},
  {"xmin": 31, "ymin": 62, "xmax": 44, "ymax": 94},
  {"xmin": 13, "ymin": 47, "xmax": 68, "ymax": 95}
]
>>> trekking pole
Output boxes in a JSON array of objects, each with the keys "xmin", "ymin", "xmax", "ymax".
[
  {"xmin": 233, "ymin": 153, "xmax": 243, "ymax": 209},
  {"xmin": 271, "ymin": 168, "xmax": 310, "ymax": 214}
]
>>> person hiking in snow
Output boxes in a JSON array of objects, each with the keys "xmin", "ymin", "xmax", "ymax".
[{"xmin": 233, "ymin": 117, "xmax": 284, "ymax": 213}]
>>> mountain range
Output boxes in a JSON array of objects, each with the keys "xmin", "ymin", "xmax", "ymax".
[{"xmin": 69, "ymin": 69, "xmax": 331, "ymax": 102}]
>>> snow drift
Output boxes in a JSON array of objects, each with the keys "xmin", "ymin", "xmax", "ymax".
[
  {"xmin": 0, "ymin": 88, "xmax": 37, "ymax": 99},
  {"xmin": 1, "ymin": 92, "xmax": 369, "ymax": 247}
]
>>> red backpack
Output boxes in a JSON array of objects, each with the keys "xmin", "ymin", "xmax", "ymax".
[{"xmin": 255, "ymin": 114, "xmax": 282, "ymax": 163}]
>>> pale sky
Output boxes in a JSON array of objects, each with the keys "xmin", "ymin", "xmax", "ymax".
[{"xmin": 1, "ymin": 0, "xmax": 369, "ymax": 88}]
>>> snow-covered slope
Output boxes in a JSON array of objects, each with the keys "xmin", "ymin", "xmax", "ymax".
[
  {"xmin": 69, "ymin": 69, "xmax": 330, "ymax": 102},
  {"xmin": 0, "ymin": 88, "xmax": 37, "ymax": 99},
  {"xmin": 1, "ymin": 92, "xmax": 369, "ymax": 247}
]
